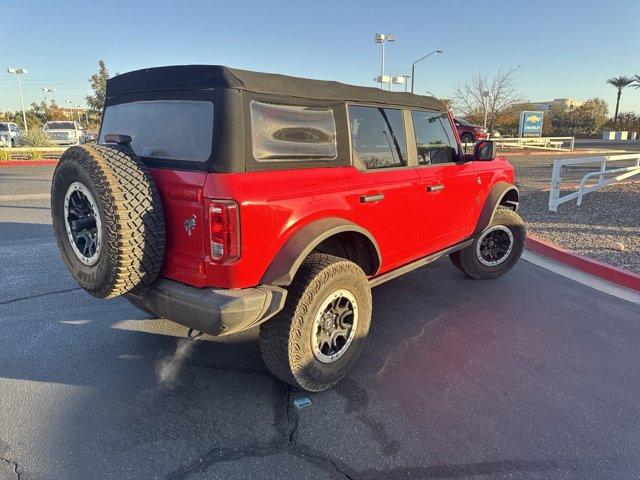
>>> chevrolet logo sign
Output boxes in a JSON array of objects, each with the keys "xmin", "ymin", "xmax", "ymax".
[{"xmin": 526, "ymin": 115, "xmax": 542, "ymax": 123}]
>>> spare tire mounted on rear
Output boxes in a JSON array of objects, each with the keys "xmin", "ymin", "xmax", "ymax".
[{"xmin": 51, "ymin": 144, "xmax": 165, "ymax": 299}]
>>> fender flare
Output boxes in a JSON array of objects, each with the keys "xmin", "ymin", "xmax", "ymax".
[
  {"xmin": 473, "ymin": 182, "xmax": 519, "ymax": 236},
  {"xmin": 260, "ymin": 217, "xmax": 381, "ymax": 286}
]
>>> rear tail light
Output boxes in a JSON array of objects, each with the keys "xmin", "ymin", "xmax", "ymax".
[{"xmin": 208, "ymin": 200, "xmax": 240, "ymax": 263}]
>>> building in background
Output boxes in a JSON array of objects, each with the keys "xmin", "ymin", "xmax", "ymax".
[{"xmin": 531, "ymin": 98, "xmax": 583, "ymax": 112}]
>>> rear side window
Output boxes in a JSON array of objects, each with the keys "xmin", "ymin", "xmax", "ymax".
[
  {"xmin": 348, "ymin": 106, "xmax": 406, "ymax": 170},
  {"xmin": 250, "ymin": 101, "xmax": 337, "ymax": 162},
  {"xmin": 412, "ymin": 111, "xmax": 459, "ymax": 165},
  {"xmin": 99, "ymin": 100, "xmax": 214, "ymax": 162}
]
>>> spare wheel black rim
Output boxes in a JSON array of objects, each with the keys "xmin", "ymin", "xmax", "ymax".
[
  {"xmin": 476, "ymin": 225, "xmax": 513, "ymax": 267},
  {"xmin": 311, "ymin": 289, "xmax": 358, "ymax": 364},
  {"xmin": 64, "ymin": 181, "xmax": 102, "ymax": 266}
]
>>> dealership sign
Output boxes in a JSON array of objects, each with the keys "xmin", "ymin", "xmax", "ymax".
[{"xmin": 519, "ymin": 111, "xmax": 544, "ymax": 137}]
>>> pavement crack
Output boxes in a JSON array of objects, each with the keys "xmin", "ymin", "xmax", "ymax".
[
  {"xmin": 0, "ymin": 287, "xmax": 82, "ymax": 306},
  {"xmin": 285, "ymin": 385, "xmax": 298, "ymax": 445},
  {"xmin": 166, "ymin": 381, "xmax": 359, "ymax": 480},
  {"xmin": 1, "ymin": 457, "xmax": 20, "ymax": 480}
]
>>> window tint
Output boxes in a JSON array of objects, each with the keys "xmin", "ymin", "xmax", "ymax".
[
  {"xmin": 348, "ymin": 106, "xmax": 406, "ymax": 169},
  {"xmin": 250, "ymin": 101, "xmax": 337, "ymax": 162},
  {"xmin": 412, "ymin": 111, "xmax": 459, "ymax": 165},
  {"xmin": 99, "ymin": 100, "xmax": 214, "ymax": 162}
]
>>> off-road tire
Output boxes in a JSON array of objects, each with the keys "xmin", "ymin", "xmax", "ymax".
[
  {"xmin": 51, "ymin": 144, "xmax": 165, "ymax": 299},
  {"xmin": 259, "ymin": 253, "xmax": 372, "ymax": 392},
  {"xmin": 461, "ymin": 133, "xmax": 474, "ymax": 144},
  {"xmin": 451, "ymin": 208, "xmax": 525, "ymax": 279}
]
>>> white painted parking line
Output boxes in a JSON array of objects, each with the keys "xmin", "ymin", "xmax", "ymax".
[
  {"xmin": 0, "ymin": 193, "xmax": 51, "ymax": 202},
  {"xmin": 522, "ymin": 251, "xmax": 640, "ymax": 304}
]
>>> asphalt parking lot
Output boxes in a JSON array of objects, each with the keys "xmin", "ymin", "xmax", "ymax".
[{"xmin": 1, "ymin": 166, "xmax": 640, "ymax": 480}]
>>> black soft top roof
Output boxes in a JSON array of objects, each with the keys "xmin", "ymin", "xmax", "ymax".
[{"xmin": 106, "ymin": 65, "xmax": 447, "ymax": 111}]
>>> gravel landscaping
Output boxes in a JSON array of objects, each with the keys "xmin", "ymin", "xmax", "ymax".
[{"xmin": 519, "ymin": 182, "xmax": 640, "ymax": 274}]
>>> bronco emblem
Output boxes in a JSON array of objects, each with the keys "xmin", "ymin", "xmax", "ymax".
[{"xmin": 184, "ymin": 214, "xmax": 197, "ymax": 235}]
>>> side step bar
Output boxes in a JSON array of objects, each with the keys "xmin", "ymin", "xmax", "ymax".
[{"xmin": 369, "ymin": 239, "xmax": 474, "ymax": 288}]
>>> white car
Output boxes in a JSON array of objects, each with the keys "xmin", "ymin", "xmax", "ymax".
[
  {"xmin": 0, "ymin": 122, "xmax": 23, "ymax": 147},
  {"xmin": 43, "ymin": 121, "xmax": 84, "ymax": 145}
]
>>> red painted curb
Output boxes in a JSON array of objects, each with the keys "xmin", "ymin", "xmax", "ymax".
[
  {"xmin": 526, "ymin": 234, "xmax": 640, "ymax": 292},
  {"xmin": 0, "ymin": 160, "xmax": 59, "ymax": 167}
]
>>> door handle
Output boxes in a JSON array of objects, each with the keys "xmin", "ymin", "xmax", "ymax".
[
  {"xmin": 426, "ymin": 184, "xmax": 445, "ymax": 192},
  {"xmin": 360, "ymin": 193, "xmax": 384, "ymax": 203}
]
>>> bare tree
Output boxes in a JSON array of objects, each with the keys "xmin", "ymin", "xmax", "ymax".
[{"xmin": 452, "ymin": 67, "xmax": 523, "ymax": 132}]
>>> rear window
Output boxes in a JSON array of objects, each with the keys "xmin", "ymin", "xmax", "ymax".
[
  {"xmin": 99, "ymin": 100, "xmax": 214, "ymax": 162},
  {"xmin": 45, "ymin": 122, "xmax": 75, "ymax": 130},
  {"xmin": 0, "ymin": 124, "xmax": 8, "ymax": 132},
  {"xmin": 250, "ymin": 101, "xmax": 337, "ymax": 162}
]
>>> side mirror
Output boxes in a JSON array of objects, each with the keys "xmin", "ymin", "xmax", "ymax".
[{"xmin": 473, "ymin": 140, "xmax": 495, "ymax": 161}]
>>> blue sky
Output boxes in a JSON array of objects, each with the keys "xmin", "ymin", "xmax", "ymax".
[{"xmin": 2, "ymin": 0, "xmax": 639, "ymax": 115}]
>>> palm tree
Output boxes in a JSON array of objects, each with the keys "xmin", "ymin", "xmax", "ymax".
[{"xmin": 606, "ymin": 75, "xmax": 634, "ymax": 128}]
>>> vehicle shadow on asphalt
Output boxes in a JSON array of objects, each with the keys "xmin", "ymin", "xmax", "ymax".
[{"xmin": 2, "ymin": 238, "xmax": 640, "ymax": 478}]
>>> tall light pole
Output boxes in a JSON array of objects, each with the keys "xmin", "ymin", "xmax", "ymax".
[
  {"xmin": 8, "ymin": 68, "xmax": 28, "ymax": 133},
  {"xmin": 42, "ymin": 87, "xmax": 55, "ymax": 101},
  {"xmin": 391, "ymin": 76, "xmax": 407, "ymax": 92},
  {"xmin": 374, "ymin": 33, "xmax": 395, "ymax": 90},
  {"xmin": 482, "ymin": 90, "xmax": 490, "ymax": 128},
  {"xmin": 410, "ymin": 49, "xmax": 443, "ymax": 94},
  {"xmin": 66, "ymin": 99, "xmax": 79, "ymax": 123},
  {"xmin": 400, "ymin": 75, "xmax": 411, "ymax": 92}
]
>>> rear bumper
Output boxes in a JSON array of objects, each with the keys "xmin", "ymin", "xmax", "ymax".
[{"xmin": 126, "ymin": 278, "xmax": 287, "ymax": 336}]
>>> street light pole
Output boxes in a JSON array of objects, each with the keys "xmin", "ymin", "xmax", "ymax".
[
  {"xmin": 8, "ymin": 68, "xmax": 28, "ymax": 133},
  {"xmin": 66, "ymin": 100, "xmax": 79, "ymax": 123},
  {"xmin": 410, "ymin": 49, "xmax": 443, "ymax": 94},
  {"xmin": 482, "ymin": 90, "xmax": 490, "ymax": 129},
  {"xmin": 375, "ymin": 33, "xmax": 395, "ymax": 90}
]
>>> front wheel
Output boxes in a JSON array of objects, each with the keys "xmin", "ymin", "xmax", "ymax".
[
  {"xmin": 259, "ymin": 253, "xmax": 372, "ymax": 392},
  {"xmin": 449, "ymin": 208, "xmax": 525, "ymax": 279}
]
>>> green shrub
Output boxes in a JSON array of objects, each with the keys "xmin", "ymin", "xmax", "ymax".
[
  {"xmin": 26, "ymin": 149, "xmax": 43, "ymax": 160},
  {"xmin": 20, "ymin": 130, "xmax": 53, "ymax": 147},
  {"xmin": 0, "ymin": 150, "xmax": 11, "ymax": 161}
]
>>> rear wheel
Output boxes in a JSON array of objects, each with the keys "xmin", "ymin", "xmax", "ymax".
[
  {"xmin": 461, "ymin": 133, "xmax": 474, "ymax": 144},
  {"xmin": 259, "ymin": 253, "xmax": 372, "ymax": 392},
  {"xmin": 450, "ymin": 208, "xmax": 525, "ymax": 279}
]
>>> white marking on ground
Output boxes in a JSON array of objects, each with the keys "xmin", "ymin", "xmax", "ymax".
[
  {"xmin": 522, "ymin": 251, "xmax": 640, "ymax": 304},
  {"xmin": 0, "ymin": 193, "xmax": 50, "ymax": 201}
]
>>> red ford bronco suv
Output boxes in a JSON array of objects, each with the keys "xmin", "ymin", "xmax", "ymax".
[{"xmin": 50, "ymin": 65, "xmax": 524, "ymax": 392}]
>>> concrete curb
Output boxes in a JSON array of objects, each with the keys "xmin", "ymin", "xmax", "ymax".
[
  {"xmin": 0, "ymin": 160, "xmax": 59, "ymax": 167},
  {"xmin": 526, "ymin": 234, "xmax": 640, "ymax": 292}
]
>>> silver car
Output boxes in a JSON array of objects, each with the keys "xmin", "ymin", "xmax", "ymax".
[
  {"xmin": 0, "ymin": 122, "xmax": 23, "ymax": 147},
  {"xmin": 43, "ymin": 121, "xmax": 84, "ymax": 145}
]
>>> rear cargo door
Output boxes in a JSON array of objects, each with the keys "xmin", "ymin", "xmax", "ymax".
[{"xmin": 148, "ymin": 169, "xmax": 209, "ymax": 287}]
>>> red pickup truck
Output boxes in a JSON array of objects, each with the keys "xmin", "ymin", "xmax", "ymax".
[
  {"xmin": 454, "ymin": 117, "xmax": 489, "ymax": 144},
  {"xmin": 50, "ymin": 65, "xmax": 524, "ymax": 391}
]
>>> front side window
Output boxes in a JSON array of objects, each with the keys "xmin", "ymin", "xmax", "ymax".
[
  {"xmin": 348, "ymin": 106, "xmax": 406, "ymax": 170},
  {"xmin": 412, "ymin": 111, "xmax": 459, "ymax": 165},
  {"xmin": 250, "ymin": 101, "xmax": 337, "ymax": 162},
  {"xmin": 0, "ymin": 124, "xmax": 8, "ymax": 132},
  {"xmin": 99, "ymin": 100, "xmax": 214, "ymax": 162}
]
